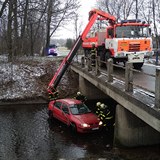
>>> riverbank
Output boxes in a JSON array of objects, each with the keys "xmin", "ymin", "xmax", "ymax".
[{"xmin": 0, "ymin": 55, "xmax": 78, "ymax": 104}]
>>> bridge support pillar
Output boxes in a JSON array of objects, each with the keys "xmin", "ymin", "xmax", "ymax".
[
  {"xmin": 114, "ymin": 104, "xmax": 160, "ymax": 147},
  {"xmin": 79, "ymin": 76, "xmax": 107, "ymax": 99}
]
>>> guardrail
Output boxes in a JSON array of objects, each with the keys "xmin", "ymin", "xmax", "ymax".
[{"xmin": 80, "ymin": 56, "xmax": 160, "ymax": 109}]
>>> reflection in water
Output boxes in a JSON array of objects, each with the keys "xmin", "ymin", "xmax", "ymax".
[
  {"xmin": 0, "ymin": 103, "xmax": 159, "ymax": 160},
  {"xmin": 48, "ymin": 117, "xmax": 114, "ymax": 159},
  {"xmin": 0, "ymin": 106, "xmax": 56, "ymax": 160}
]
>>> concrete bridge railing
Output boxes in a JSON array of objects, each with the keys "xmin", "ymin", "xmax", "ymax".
[
  {"xmin": 72, "ymin": 55, "xmax": 160, "ymax": 146},
  {"xmin": 81, "ymin": 56, "xmax": 160, "ymax": 109}
]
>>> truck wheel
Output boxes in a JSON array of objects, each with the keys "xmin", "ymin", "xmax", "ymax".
[
  {"xmin": 133, "ymin": 62, "xmax": 144, "ymax": 70},
  {"xmin": 105, "ymin": 51, "xmax": 111, "ymax": 68}
]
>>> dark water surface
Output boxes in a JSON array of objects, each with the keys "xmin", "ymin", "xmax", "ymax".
[{"xmin": 0, "ymin": 102, "xmax": 160, "ymax": 160}]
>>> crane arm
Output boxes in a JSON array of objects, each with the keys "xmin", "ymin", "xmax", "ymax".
[
  {"xmin": 47, "ymin": 9, "xmax": 116, "ymax": 99},
  {"xmin": 88, "ymin": 9, "xmax": 116, "ymax": 25}
]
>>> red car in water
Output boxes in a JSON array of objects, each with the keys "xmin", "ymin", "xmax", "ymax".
[{"xmin": 48, "ymin": 98, "xmax": 103, "ymax": 133}]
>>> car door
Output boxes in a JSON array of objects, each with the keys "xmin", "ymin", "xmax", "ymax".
[
  {"xmin": 53, "ymin": 101, "xmax": 62, "ymax": 121},
  {"xmin": 61, "ymin": 103, "xmax": 70, "ymax": 125}
]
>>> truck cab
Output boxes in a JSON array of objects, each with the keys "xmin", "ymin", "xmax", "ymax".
[{"xmin": 82, "ymin": 18, "xmax": 153, "ymax": 69}]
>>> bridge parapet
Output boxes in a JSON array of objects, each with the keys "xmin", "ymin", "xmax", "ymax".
[
  {"xmin": 71, "ymin": 58, "xmax": 160, "ymax": 146},
  {"xmin": 71, "ymin": 56, "xmax": 160, "ymax": 133},
  {"xmin": 80, "ymin": 56, "xmax": 160, "ymax": 109}
]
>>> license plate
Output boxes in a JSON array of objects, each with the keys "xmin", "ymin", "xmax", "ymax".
[
  {"xmin": 128, "ymin": 54, "xmax": 144, "ymax": 63},
  {"xmin": 92, "ymin": 127, "xmax": 99, "ymax": 130}
]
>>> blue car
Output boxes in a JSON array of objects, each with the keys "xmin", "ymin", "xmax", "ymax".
[{"xmin": 48, "ymin": 44, "xmax": 58, "ymax": 56}]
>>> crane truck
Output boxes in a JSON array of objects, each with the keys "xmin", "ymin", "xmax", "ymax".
[
  {"xmin": 82, "ymin": 10, "xmax": 153, "ymax": 69},
  {"xmin": 48, "ymin": 9, "xmax": 116, "ymax": 98},
  {"xmin": 48, "ymin": 9, "xmax": 153, "ymax": 98}
]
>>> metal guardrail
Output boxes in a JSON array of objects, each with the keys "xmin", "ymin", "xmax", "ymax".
[{"xmin": 79, "ymin": 56, "xmax": 160, "ymax": 109}]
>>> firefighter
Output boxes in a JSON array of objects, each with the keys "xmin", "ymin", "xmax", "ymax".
[
  {"xmin": 90, "ymin": 43, "xmax": 97, "ymax": 66},
  {"xmin": 99, "ymin": 103, "xmax": 113, "ymax": 128},
  {"xmin": 49, "ymin": 90, "xmax": 59, "ymax": 100},
  {"xmin": 75, "ymin": 92, "xmax": 87, "ymax": 103},
  {"xmin": 95, "ymin": 102, "xmax": 101, "ymax": 117}
]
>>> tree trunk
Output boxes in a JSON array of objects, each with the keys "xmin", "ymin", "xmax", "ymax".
[
  {"xmin": 20, "ymin": 0, "xmax": 29, "ymax": 55},
  {"xmin": 7, "ymin": 0, "xmax": 13, "ymax": 62},
  {"xmin": 13, "ymin": 0, "xmax": 18, "ymax": 58},
  {"xmin": 0, "ymin": 0, "xmax": 9, "ymax": 18},
  {"xmin": 46, "ymin": 0, "xmax": 52, "ymax": 51},
  {"xmin": 30, "ymin": 23, "xmax": 34, "ymax": 56},
  {"xmin": 152, "ymin": 0, "xmax": 158, "ymax": 49}
]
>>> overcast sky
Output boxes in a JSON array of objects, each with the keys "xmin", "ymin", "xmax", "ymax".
[{"xmin": 54, "ymin": 0, "xmax": 97, "ymax": 39}]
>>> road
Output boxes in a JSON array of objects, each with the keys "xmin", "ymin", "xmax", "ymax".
[
  {"xmin": 110, "ymin": 63, "xmax": 156, "ymax": 93},
  {"xmin": 58, "ymin": 48, "xmax": 157, "ymax": 93},
  {"xmin": 0, "ymin": 104, "xmax": 160, "ymax": 160}
]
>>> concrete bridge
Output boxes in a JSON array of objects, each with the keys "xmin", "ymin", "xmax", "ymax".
[{"xmin": 71, "ymin": 57, "xmax": 160, "ymax": 147}]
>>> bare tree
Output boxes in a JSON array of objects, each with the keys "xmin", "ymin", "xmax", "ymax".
[
  {"xmin": 46, "ymin": 0, "xmax": 53, "ymax": 52},
  {"xmin": 45, "ymin": 0, "xmax": 80, "ymax": 53},
  {"xmin": 0, "ymin": 0, "xmax": 9, "ymax": 18},
  {"xmin": 73, "ymin": 13, "xmax": 79, "ymax": 39},
  {"xmin": 13, "ymin": 0, "xmax": 18, "ymax": 57},
  {"xmin": 0, "ymin": 0, "xmax": 80, "ymax": 58},
  {"xmin": 96, "ymin": 0, "xmax": 153, "ymax": 21},
  {"xmin": 20, "ymin": 0, "xmax": 29, "ymax": 55},
  {"xmin": 72, "ymin": 12, "xmax": 83, "ymax": 39},
  {"xmin": 139, "ymin": 0, "xmax": 152, "ymax": 24},
  {"xmin": 152, "ymin": 0, "xmax": 159, "ymax": 49},
  {"xmin": 7, "ymin": 0, "xmax": 13, "ymax": 61},
  {"xmin": 96, "ymin": 0, "xmax": 135, "ymax": 21}
]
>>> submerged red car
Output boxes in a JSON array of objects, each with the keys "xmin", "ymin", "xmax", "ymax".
[{"xmin": 48, "ymin": 98, "xmax": 103, "ymax": 133}]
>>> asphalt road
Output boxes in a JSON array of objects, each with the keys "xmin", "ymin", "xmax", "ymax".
[{"xmin": 111, "ymin": 63, "xmax": 156, "ymax": 93}]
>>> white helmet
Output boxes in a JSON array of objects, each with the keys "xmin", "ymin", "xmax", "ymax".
[
  {"xmin": 92, "ymin": 43, "xmax": 95, "ymax": 47},
  {"xmin": 100, "ymin": 103, "xmax": 105, "ymax": 109},
  {"xmin": 77, "ymin": 92, "xmax": 81, "ymax": 95},
  {"xmin": 96, "ymin": 102, "xmax": 101, "ymax": 106}
]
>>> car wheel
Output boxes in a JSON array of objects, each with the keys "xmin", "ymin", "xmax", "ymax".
[
  {"xmin": 70, "ymin": 122, "xmax": 77, "ymax": 133},
  {"xmin": 48, "ymin": 110, "xmax": 53, "ymax": 119}
]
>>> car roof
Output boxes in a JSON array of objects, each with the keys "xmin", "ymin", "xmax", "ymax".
[
  {"xmin": 57, "ymin": 98, "xmax": 82, "ymax": 106},
  {"xmin": 49, "ymin": 44, "xmax": 57, "ymax": 48}
]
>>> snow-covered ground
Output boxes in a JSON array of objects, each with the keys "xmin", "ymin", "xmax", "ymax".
[{"xmin": 0, "ymin": 55, "xmax": 78, "ymax": 102}]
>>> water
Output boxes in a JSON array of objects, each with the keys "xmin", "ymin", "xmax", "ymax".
[{"xmin": 0, "ymin": 100, "xmax": 159, "ymax": 160}]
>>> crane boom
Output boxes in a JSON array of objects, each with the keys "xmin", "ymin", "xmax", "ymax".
[{"xmin": 47, "ymin": 9, "xmax": 116, "ymax": 98}]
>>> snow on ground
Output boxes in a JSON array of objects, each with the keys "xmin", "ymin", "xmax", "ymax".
[
  {"xmin": 0, "ymin": 56, "xmax": 60, "ymax": 101},
  {"xmin": 0, "ymin": 55, "xmax": 78, "ymax": 102},
  {"xmin": 0, "ymin": 63, "xmax": 44, "ymax": 100}
]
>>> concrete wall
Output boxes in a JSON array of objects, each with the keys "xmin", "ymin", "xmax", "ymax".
[
  {"xmin": 114, "ymin": 104, "xmax": 160, "ymax": 147},
  {"xmin": 72, "ymin": 67, "xmax": 160, "ymax": 147},
  {"xmin": 79, "ymin": 76, "xmax": 107, "ymax": 99}
]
